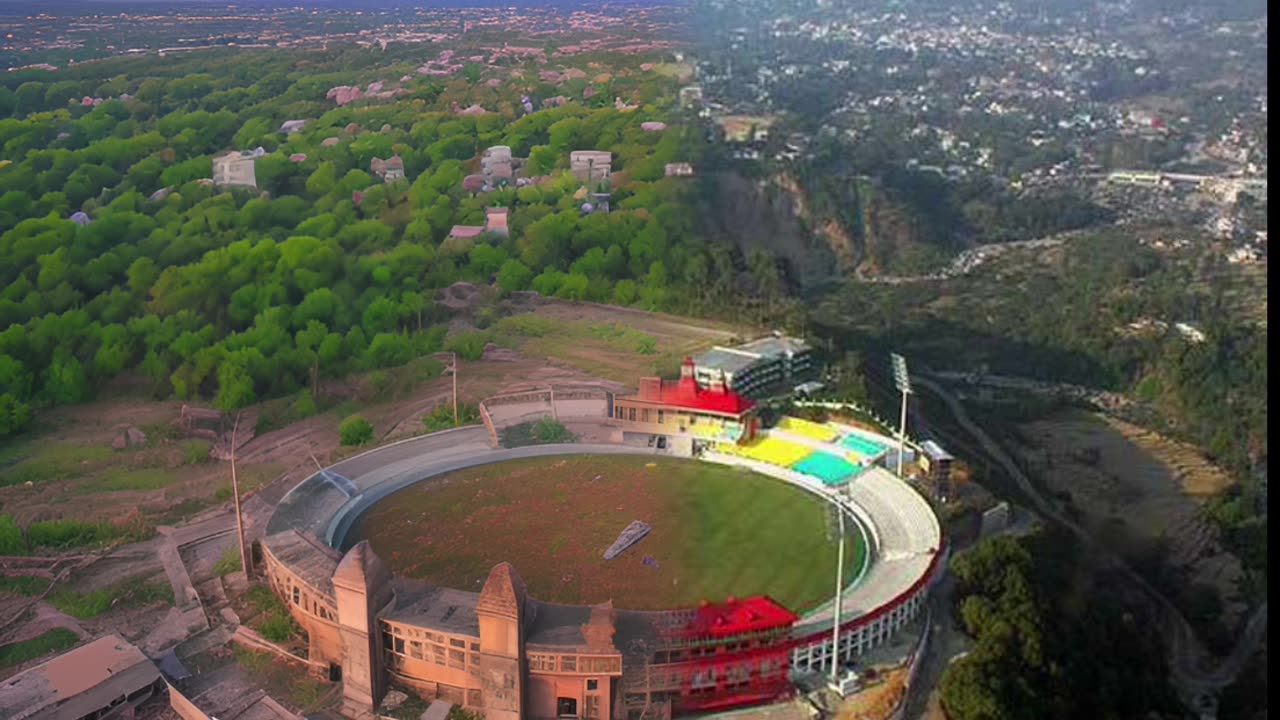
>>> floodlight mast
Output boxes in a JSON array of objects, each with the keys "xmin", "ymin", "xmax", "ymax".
[
  {"xmin": 891, "ymin": 354, "xmax": 912, "ymax": 478},
  {"xmin": 830, "ymin": 504, "xmax": 845, "ymax": 684}
]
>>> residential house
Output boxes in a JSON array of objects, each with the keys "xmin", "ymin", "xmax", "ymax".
[
  {"xmin": 370, "ymin": 156, "xmax": 406, "ymax": 183},
  {"xmin": 212, "ymin": 148, "xmax": 263, "ymax": 188},
  {"xmin": 664, "ymin": 163, "xmax": 694, "ymax": 177},
  {"xmin": 447, "ymin": 207, "xmax": 510, "ymax": 241}
]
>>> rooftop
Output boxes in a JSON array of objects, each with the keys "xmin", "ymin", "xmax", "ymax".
[
  {"xmin": 676, "ymin": 597, "xmax": 798, "ymax": 639},
  {"xmin": 920, "ymin": 440, "xmax": 953, "ymax": 461},
  {"xmin": 692, "ymin": 347, "xmax": 760, "ymax": 376},
  {"xmin": 1, "ymin": 634, "xmax": 159, "ymax": 720},
  {"xmin": 623, "ymin": 359, "xmax": 756, "ymax": 417},
  {"xmin": 735, "ymin": 335, "xmax": 811, "ymax": 359},
  {"xmin": 526, "ymin": 602, "xmax": 619, "ymax": 653},
  {"xmin": 384, "ymin": 580, "xmax": 482, "ymax": 638}
]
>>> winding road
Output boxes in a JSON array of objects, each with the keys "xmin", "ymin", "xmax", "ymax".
[{"xmin": 912, "ymin": 372, "xmax": 1267, "ymax": 706}]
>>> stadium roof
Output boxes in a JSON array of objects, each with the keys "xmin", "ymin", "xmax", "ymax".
[
  {"xmin": 678, "ymin": 597, "xmax": 798, "ymax": 639},
  {"xmin": 623, "ymin": 359, "xmax": 756, "ymax": 417},
  {"xmin": 1, "ymin": 634, "xmax": 160, "ymax": 720}
]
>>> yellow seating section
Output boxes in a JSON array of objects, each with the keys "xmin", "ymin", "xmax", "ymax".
[
  {"xmin": 776, "ymin": 416, "xmax": 840, "ymax": 443},
  {"xmin": 718, "ymin": 436, "xmax": 813, "ymax": 468}
]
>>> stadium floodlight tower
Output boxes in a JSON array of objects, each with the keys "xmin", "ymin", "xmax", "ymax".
[
  {"xmin": 891, "ymin": 353, "xmax": 912, "ymax": 478},
  {"xmin": 829, "ymin": 501, "xmax": 845, "ymax": 684}
]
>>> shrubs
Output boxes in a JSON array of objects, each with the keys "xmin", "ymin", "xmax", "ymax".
[
  {"xmin": 422, "ymin": 403, "xmax": 481, "ymax": 433},
  {"xmin": 339, "ymin": 415, "xmax": 374, "ymax": 446},
  {"xmin": 212, "ymin": 544, "xmax": 241, "ymax": 576},
  {"xmin": 26, "ymin": 520, "xmax": 116, "ymax": 550},
  {"xmin": 499, "ymin": 417, "xmax": 578, "ymax": 448},
  {"xmin": 0, "ymin": 516, "xmax": 24, "ymax": 555},
  {"xmin": 246, "ymin": 584, "xmax": 300, "ymax": 643},
  {"xmin": 443, "ymin": 331, "xmax": 492, "ymax": 361},
  {"xmin": 48, "ymin": 579, "xmax": 173, "ymax": 619}
]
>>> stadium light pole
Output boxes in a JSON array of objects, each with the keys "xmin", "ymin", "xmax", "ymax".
[
  {"xmin": 230, "ymin": 411, "xmax": 250, "ymax": 579},
  {"xmin": 830, "ymin": 503, "xmax": 844, "ymax": 685},
  {"xmin": 891, "ymin": 354, "xmax": 913, "ymax": 479},
  {"xmin": 450, "ymin": 351, "xmax": 459, "ymax": 427}
]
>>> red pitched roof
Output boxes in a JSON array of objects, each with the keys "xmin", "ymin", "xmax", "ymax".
[
  {"xmin": 679, "ymin": 597, "xmax": 798, "ymax": 638},
  {"xmin": 626, "ymin": 358, "xmax": 755, "ymax": 417}
]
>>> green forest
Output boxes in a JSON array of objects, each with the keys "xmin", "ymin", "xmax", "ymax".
[
  {"xmin": 940, "ymin": 531, "xmax": 1186, "ymax": 720},
  {"xmin": 0, "ymin": 46, "xmax": 782, "ymax": 436}
]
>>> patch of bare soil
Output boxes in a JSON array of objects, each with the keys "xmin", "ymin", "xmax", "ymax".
[{"xmin": 1011, "ymin": 409, "xmax": 1245, "ymax": 625}]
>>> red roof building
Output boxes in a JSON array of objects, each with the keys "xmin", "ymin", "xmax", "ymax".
[
  {"xmin": 611, "ymin": 359, "xmax": 759, "ymax": 450},
  {"xmin": 681, "ymin": 596, "xmax": 798, "ymax": 640}
]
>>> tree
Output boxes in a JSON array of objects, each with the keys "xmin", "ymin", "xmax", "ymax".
[
  {"xmin": 0, "ymin": 393, "xmax": 32, "ymax": 437},
  {"xmin": 214, "ymin": 360, "xmax": 256, "ymax": 412},
  {"xmin": 44, "ymin": 354, "xmax": 90, "ymax": 406},
  {"xmin": 339, "ymin": 415, "xmax": 373, "ymax": 446},
  {"xmin": 496, "ymin": 259, "xmax": 533, "ymax": 295}
]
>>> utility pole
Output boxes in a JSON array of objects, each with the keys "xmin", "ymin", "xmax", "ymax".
[
  {"xmin": 230, "ymin": 411, "xmax": 250, "ymax": 578},
  {"xmin": 452, "ymin": 351, "xmax": 459, "ymax": 427},
  {"xmin": 830, "ymin": 503, "xmax": 845, "ymax": 684},
  {"xmin": 891, "ymin": 354, "xmax": 913, "ymax": 479}
]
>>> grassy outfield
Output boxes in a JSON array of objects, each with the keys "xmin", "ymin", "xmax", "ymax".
[{"xmin": 350, "ymin": 455, "xmax": 865, "ymax": 612}]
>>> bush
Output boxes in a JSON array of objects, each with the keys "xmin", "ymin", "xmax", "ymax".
[
  {"xmin": 444, "ymin": 330, "xmax": 493, "ymax": 361},
  {"xmin": 26, "ymin": 520, "xmax": 116, "ymax": 550},
  {"xmin": 179, "ymin": 439, "xmax": 212, "ymax": 465},
  {"xmin": 532, "ymin": 417, "xmax": 576, "ymax": 444},
  {"xmin": 499, "ymin": 417, "xmax": 578, "ymax": 448},
  {"xmin": 422, "ymin": 403, "xmax": 481, "ymax": 433},
  {"xmin": 246, "ymin": 583, "xmax": 300, "ymax": 643},
  {"xmin": 339, "ymin": 415, "xmax": 373, "ymax": 446},
  {"xmin": 0, "ymin": 515, "xmax": 26, "ymax": 555},
  {"xmin": 213, "ymin": 544, "xmax": 242, "ymax": 576},
  {"xmin": 48, "ymin": 578, "xmax": 173, "ymax": 619}
]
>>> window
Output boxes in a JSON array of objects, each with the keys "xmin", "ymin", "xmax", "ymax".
[
  {"xmin": 585, "ymin": 694, "xmax": 600, "ymax": 719},
  {"xmin": 561, "ymin": 656, "xmax": 577, "ymax": 672},
  {"xmin": 394, "ymin": 638, "xmax": 405, "ymax": 655},
  {"xmin": 470, "ymin": 654, "xmax": 479, "ymax": 666},
  {"xmin": 383, "ymin": 633, "xmax": 393, "ymax": 650},
  {"xmin": 470, "ymin": 642, "xmax": 480, "ymax": 652},
  {"xmin": 587, "ymin": 679, "xmax": 598, "ymax": 691},
  {"xmin": 628, "ymin": 407, "xmax": 636, "ymax": 422},
  {"xmin": 292, "ymin": 587, "xmax": 300, "ymax": 605},
  {"xmin": 657, "ymin": 410, "xmax": 664, "ymax": 424},
  {"xmin": 393, "ymin": 627, "xmax": 403, "ymax": 636},
  {"xmin": 530, "ymin": 654, "xmax": 556, "ymax": 671},
  {"xmin": 557, "ymin": 698, "xmax": 578, "ymax": 717},
  {"xmin": 450, "ymin": 638, "xmax": 466, "ymax": 648},
  {"xmin": 449, "ymin": 649, "xmax": 466, "ymax": 669},
  {"xmin": 642, "ymin": 409, "xmax": 649, "ymax": 423},
  {"xmin": 410, "ymin": 641, "xmax": 423, "ymax": 659}
]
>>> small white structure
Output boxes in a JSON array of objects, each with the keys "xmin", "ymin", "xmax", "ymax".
[{"xmin": 212, "ymin": 149, "xmax": 262, "ymax": 188}]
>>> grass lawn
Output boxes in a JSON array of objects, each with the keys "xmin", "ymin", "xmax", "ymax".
[
  {"xmin": 350, "ymin": 455, "xmax": 864, "ymax": 612},
  {"xmin": 0, "ymin": 628, "xmax": 80, "ymax": 670}
]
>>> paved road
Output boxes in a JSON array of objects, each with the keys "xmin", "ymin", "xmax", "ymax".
[{"xmin": 913, "ymin": 373, "xmax": 1267, "ymax": 705}]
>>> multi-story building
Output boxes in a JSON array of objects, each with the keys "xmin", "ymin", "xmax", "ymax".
[
  {"xmin": 623, "ymin": 598, "xmax": 797, "ymax": 716},
  {"xmin": 692, "ymin": 336, "xmax": 813, "ymax": 398},
  {"xmin": 609, "ymin": 358, "xmax": 759, "ymax": 455}
]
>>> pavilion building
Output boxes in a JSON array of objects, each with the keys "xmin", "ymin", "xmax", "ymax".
[{"xmin": 609, "ymin": 359, "xmax": 758, "ymax": 455}]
